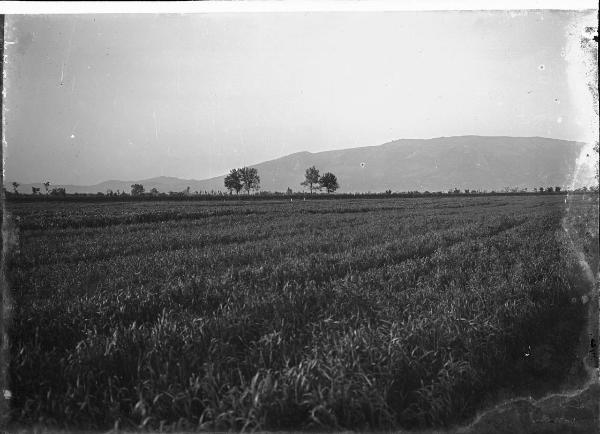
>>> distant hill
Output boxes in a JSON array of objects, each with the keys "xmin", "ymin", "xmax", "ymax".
[
  {"xmin": 12, "ymin": 176, "xmax": 211, "ymax": 196},
  {"xmin": 13, "ymin": 136, "xmax": 585, "ymax": 194}
]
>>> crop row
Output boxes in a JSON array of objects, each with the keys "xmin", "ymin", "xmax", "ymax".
[
  {"xmin": 8, "ymin": 195, "xmax": 545, "ymax": 231},
  {"xmin": 6, "ymin": 195, "xmax": 590, "ymax": 430}
]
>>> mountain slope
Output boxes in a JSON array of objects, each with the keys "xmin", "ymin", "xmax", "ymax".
[
  {"xmin": 191, "ymin": 136, "xmax": 585, "ymax": 193},
  {"xmin": 14, "ymin": 136, "xmax": 585, "ymax": 194}
]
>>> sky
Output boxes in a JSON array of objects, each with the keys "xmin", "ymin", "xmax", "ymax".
[{"xmin": 3, "ymin": 10, "xmax": 597, "ymax": 185}]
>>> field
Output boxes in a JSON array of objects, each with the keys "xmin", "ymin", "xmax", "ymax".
[{"xmin": 3, "ymin": 195, "xmax": 597, "ymax": 430}]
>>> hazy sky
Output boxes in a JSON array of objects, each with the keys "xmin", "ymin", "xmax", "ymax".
[{"xmin": 3, "ymin": 10, "xmax": 596, "ymax": 185}]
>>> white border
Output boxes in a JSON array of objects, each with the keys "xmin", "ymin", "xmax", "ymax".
[{"xmin": 0, "ymin": 0, "xmax": 598, "ymax": 14}]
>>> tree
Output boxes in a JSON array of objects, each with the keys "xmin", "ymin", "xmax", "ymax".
[
  {"xmin": 131, "ymin": 184, "xmax": 145, "ymax": 196},
  {"xmin": 31, "ymin": 187, "xmax": 40, "ymax": 195},
  {"xmin": 12, "ymin": 182, "xmax": 19, "ymax": 194},
  {"xmin": 286, "ymin": 187, "xmax": 293, "ymax": 195},
  {"xmin": 554, "ymin": 186, "xmax": 561, "ymax": 193},
  {"xmin": 301, "ymin": 166, "xmax": 320, "ymax": 193},
  {"xmin": 43, "ymin": 181, "xmax": 50, "ymax": 194},
  {"xmin": 224, "ymin": 168, "xmax": 243, "ymax": 195},
  {"xmin": 150, "ymin": 188, "xmax": 159, "ymax": 195},
  {"xmin": 239, "ymin": 167, "xmax": 260, "ymax": 194},
  {"xmin": 50, "ymin": 187, "xmax": 66, "ymax": 197},
  {"xmin": 319, "ymin": 172, "xmax": 339, "ymax": 193}
]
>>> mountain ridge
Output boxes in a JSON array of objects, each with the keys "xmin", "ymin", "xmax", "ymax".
[{"xmin": 9, "ymin": 136, "xmax": 586, "ymax": 194}]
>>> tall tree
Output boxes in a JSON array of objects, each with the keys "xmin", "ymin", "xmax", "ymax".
[
  {"xmin": 319, "ymin": 172, "xmax": 339, "ymax": 193},
  {"xmin": 239, "ymin": 167, "xmax": 260, "ymax": 194},
  {"xmin": 43, "ymin": 181, "xmax": 50, "ymax": 194},
  {"xmin": 224, "ymin": 168, "xmax": 243, "ymax": 195},
  {"xmin": 130, "ymin": 184, "xmax": 145, "ymax": 196},
  {"xmin": 12, "ymin": 182, "xmax": 19, "ymax": 194},
  {"xmin": 301, "ymin": 166, "xmax": 320, "ymax": 193}
]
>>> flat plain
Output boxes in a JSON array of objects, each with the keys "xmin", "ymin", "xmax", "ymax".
[{"xmin": 4, "ymin": 194, "xmax": 597, "ymax": 430}]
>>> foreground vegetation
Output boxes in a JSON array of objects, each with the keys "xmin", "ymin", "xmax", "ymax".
[{"xmin": 5, "ymin": 195, "xmax": 595, "ymax": 430}]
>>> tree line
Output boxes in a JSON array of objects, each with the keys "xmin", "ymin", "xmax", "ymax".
[
  {"xmin": 10, "ymin": 181, "xmax": 66, "ymax": 196},
  {"xmin": 5, "ymin": 187, "xmax": 597, "ymax": 203},
  {"xmin": 5, "ymin": 174, "xmax": 597, "ymax": 198}
]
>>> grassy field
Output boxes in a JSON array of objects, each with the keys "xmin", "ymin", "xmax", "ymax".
[{"xmin": 4, "ymin": 195, "xmax": 597, "ymax": 430}]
